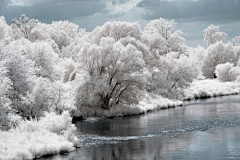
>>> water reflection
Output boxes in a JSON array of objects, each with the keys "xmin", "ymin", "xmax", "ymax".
[{"xmin": 41, "ymin": 94, "xmax": 240, "ymax": 160}]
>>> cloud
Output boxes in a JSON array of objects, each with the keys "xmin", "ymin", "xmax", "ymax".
[
  {"xmin": 2, "ymin": 0, "xmax": 240, "ymax": 47},
  {"xmin": 6, "ymin": 0, "xmax": 101, "ymax": 6},
  {"xmin": 161, "ymin": 0, "xmax": 199, "ymax": 1},
  {"xmin": 103, "ymin": 0, "xmax": 148, "ymax": 15},
  {"xmin": 138, "ymin": 0, "xmax": 240, "ymax": 21},
  {"xmin": 1, "ymin": 0, "xmax": 105, "ymax": 25},
  {"xmin": 7, "ymin": 0, "xmax": 45, "ymax": 6},
  {"xmin": 70, "ymin": 0, "xmax": 149, "ymax": 31}
]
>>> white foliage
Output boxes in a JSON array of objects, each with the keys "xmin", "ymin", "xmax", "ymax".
[
  {"xmin": 0, "ymin": 111, "xmax": 78, "ymax": 160},
  {"xmin": 0, "ymin": 62, "xmax": 14, "ymax": 130},
  {"xmin": 151, "ymin": 56, "xmax": 198, "ymax": 99},
  {"xmin": 203, "ymin": 24, "xmax": 227, "ymax": 46},
  {"xmin": 184, "ymin": 79, "xmax": 240, "ymax": 100},
  {"xmin": 232, "ymin": 36, "xmax": 240, "ymax": 46},
  {"xmin": 77, "ymin": 38, "xmax": 145, "ymax": 110},
  {"xmin": 1, "ymin": 15, "xmax": 240, "ymax": 141},
  {"xmin": 215, "ymin": 62, "xmax": 240, "ymax": 82},
  {"xmin": 142, "ymin": 32, "xmax": 167, "ymax": 56},
  {"xmin": 89, "ymin": 21, "xmax": 142, "ymax": 44},
  {"xmin": 145, "ymin": 18, "xmax": 176, "ymax": 41},
  {"xmin": 187, "ymin": 46, "xmax": 206, "ymax": 78},
  {"xmin": 144, "ymin": 17, "xmax": 186, "ymax": 54},
  {"xmin": 24, "ymin": 41, "xmax": 63, "ymax": 81},
  {"xmin": 11, "ymin": 14, "xmax": 39, "ymax": 40},
  {"xmin": 49, "ymin": 20, "xmax": 80, "ymax": 50},
  {"xmin": 28, "ymin": 23, "xmax": 50, "ymax": 42},
  {"xmin": 1, "ymin": 41, "xmax": 35, "ymax": 96},
  {"xmin": 202, "ymin": 41, "xmax": 237, "ymax": 78},
  {"xmin": 0, "ymin": 16, "xmax": 13, "ymax": 47}
]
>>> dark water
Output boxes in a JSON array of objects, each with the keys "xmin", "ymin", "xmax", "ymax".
[{"xmin": 42, "ymin": 95, "xmax": 240, "ymax": 160}]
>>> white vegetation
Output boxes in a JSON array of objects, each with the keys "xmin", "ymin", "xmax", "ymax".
[
  {"xmin": 76, "ymin": 39, "xmax": 145, "ymax": 110},
  {"xmin": 184, "ymin": 79, "xmax": 240, "ymax": 100},
  {"xmin": 215, "ymin": 63, "xmax": 240, "ymax": 82},
  {"xmin": 0, "ymin": 111, "xmax": 78, "ymax": 160},
  {"xmin": 11, "ymin": 14, "xmax": 39, "ymax": 40},
  {"xmin": 203, "ymin": 24, "xmax": 227, "ymax": 46},
  {"xmin": 232, "ymin": 36, "xmax": 240, "ymax": 46},
  {"xmin": 201, "ymin": 41, "xmax": 238, "ymax": 78},
  {"xmin": 150, "ymin": 55, "xmax": 198, "ymax": 99},
  {"xmin": 144, "ymin": 18, "xmax": 186, "ymax": 55},
  {"xmin": 0, "ymin": 16, "xmax": 13, "ymax": 47},
  {"xmin": 1, "ymin": 14, "xmax": 240, "ymax": 159}
]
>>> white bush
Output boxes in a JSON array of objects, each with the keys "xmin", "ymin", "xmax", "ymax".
[
  {"xmin": 0, "ymin": 111, "xmax": 78, "ymax": 160},
  {"xmin": 202, "ymin": 41, "xmax": 238, "ymax": 78},
  {"xmin": 215, "ymin": 62, "xmax": 240, "ymax": 82}
]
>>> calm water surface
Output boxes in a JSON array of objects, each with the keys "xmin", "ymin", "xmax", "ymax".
[{"xmin": 42, "ymin": 94, "xmax": 240, "ymax": 160}]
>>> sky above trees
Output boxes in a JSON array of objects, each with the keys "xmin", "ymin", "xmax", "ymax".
[{"xmin": 1, "ymin": 0, "xmax": 240, "ymax": 47}]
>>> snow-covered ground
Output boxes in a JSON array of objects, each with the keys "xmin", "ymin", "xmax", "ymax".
[
  {"xmin": 184, "ymin": 79, "xmax": 240, "ymax": 100},
  {"xmin": 0, "ymin": 112, "xmax": 79, "ymax": 160}
]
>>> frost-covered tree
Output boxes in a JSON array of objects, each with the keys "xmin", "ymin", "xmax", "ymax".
[
  {"xmin": 48, "ymin": 21, "xmax": 81, "ymax": 50},
  {"xmin": 63, "ymin": 21, "xmax": 142, "ymax": 62},
  {"xmin": 23, "ymin": 41, "xmax": 63, "ymax": 81},
  {"xmin": 215, "ymin": 62, "xmax": 240, "ymax": 82},
  {"xmin": 202, "ymin": 41, "xmax": 237, "ymax": 78},
  {"xmin": 168, "ymin": 30, "xmax": 186, "ymax": 54},
  {"xmin": 27, "ymin": 23, "xmax": 50, "ymax": 41},
  {"xmin": 203, "ymin": 24, "xmax": 227, "ymax": 46},
  {"xmin": 0, "ymin": 16, "xmax": 13, "ymax": 48},
  {"xmin": 89, "ymin": 21, "xmax": 142, "ymax": 44},
  {"xmin": 0, "ymin": 39, "xmax": 75, "ymax": 120},
  {"xmin": 61, "ymin": 35, "xmax": 87, "ymax": 60},
  {"xmin": 145, "ymin": 18, "xmax": 176, "ymax": 42},
  {"xmin": 144, "ymin": 18, "xmax": 186, "ymax": 54},
  {"xmin": 4, "ymin": 14, "xmax": 240, "ymax": 129},
  {"xmin": 0, "ymin": 61, "xmax": 15, "ymax": 130},
  {"xmin": 150, "ymin": 56, "xmax": 198, "ymax": 99},
  {"xmin": 11, "ymin": 14, "xmax": 39, "ymax": 40},
  {"xmin": 21, "ymin": 78, "xmax": 74, "ymax": 118},
  {"xmin": 232, "ymin": 36, "xmax": 240, "ymax": 46},
  {"xmin": 1, "ymin": 42, "xmax": 35, "ymax": 97},
  {"xmin": 142, "ymin": 33, "xmax": 167, "ymax": 56},
  {"xmin": 76, "ymin": 37, "xmax": 145, "ymax": 110},
  {"xmin": 187, "ymin": 46, "xmax": 206, "ymax": 78},
  {"xmin": 0, "ymin": 40, "xmax": 38, "ymax": 121}
]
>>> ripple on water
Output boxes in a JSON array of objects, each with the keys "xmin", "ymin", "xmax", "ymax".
[{"xmin": 76, "ymin": 118, "xmax": 240, "ymax": 149}]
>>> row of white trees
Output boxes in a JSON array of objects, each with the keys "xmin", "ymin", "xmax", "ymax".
[
  {"xmin": 201, "ymin": 24, "xmax": 240, "ymax": 80},
  {"xmin": 0, "ymin": 14, "xmax": 240, "ymax": 130}
]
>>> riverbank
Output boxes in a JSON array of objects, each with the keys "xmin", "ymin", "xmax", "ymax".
[
  {"xmin": 79, "ymin": 92, "xmax": 183, "ymax": 118},
  {"xmin": 0, "ymin": 112, "xmax": 79, "ymax": 160},
  {"xmin": 1, "ymin": 79, "xmax": 240, "ymax": 160},
  {"xmin": 50, "ymin": 94, "xmax": 240, "ymax": 160},
  {"xmin": 184, "ymin": 79, "xmax": 240, "ymax": 100},
  {"xmin": 78, "ymin": 79, "xmax": 240, "ymax": 119}
]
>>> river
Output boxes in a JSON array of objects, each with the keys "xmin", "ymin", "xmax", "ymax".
[{"xmin": 41, "ymin": 94, "xmax": 240, "ymax": 160}]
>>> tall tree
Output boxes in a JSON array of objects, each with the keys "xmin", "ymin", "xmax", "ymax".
[
  {"xmin": 203, "ymin": 24, "xmax": 227, "ymax": 46},
  {"xmin": 144, "ymin": 18, "xmax": 186, "ymax": 54},
  {"xmin": 11, "ymin": 14, "xmax": 39, "ymax": 39}
]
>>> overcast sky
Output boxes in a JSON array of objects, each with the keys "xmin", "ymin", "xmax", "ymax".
[{"xmin": 1, "ymin": 0, "xmax": 240, "ymax": 47}]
